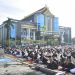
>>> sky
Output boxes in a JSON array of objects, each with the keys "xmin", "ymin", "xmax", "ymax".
[{"xmin": 0, "ymin": 0, "xmax": 75, "ymax": 37}]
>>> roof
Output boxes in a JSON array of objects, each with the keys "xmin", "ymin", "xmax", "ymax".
[
  {"xmin": 8, "ymin": 18, "xmax": 20, "ymax": 22},
  {"xmin": 22, "ymin": 6, "xmax": 53, "ymax": 21},
  {"xmin": 59, "ymin": 26, "xmax": 71, "ymax": 29}
]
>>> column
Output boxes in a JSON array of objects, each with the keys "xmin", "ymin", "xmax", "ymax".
[
  {"xmin": 2, "ymin": 25, "xmax": 4, "ymax": 47},
  {"xmin": 33, "ymin": 30, "xmax": 35, "ymax": 40},
  {"xmin": 61, "ymin": 31, "xmax": 64, "ymax": 44},
  {"xmin": 27, "ymin": 28, "xmax": 30, "ymax": 39},
  {"xmin": 22, "ymin": 29, "xmax": 24, "ymax": 38},
  {"xmin": 51, "ymin": 18, "xmax": 53, "ymax": 32}
]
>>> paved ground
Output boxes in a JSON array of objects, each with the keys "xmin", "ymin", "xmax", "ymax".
[
  {"xmin": 0, "ymin": 54, "xmax": 73, "ymax": 75},
  {"xmin": 0, "ymin": 65, "xmax": 34, "ymax": 74}
]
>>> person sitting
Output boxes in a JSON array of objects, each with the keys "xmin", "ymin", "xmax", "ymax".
[
  {"xmin": 47, "ymin": 56, "xmax": 58, "ymax": 69},
  {"xmin": 58, "ymin": 58, "xmax": 75, "ymax": 74},
  {"xmin": 42, "ymin": 56, "xmax": 48, "ymax": 65}
]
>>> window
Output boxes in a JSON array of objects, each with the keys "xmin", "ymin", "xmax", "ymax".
[
  {"xmin": 53, "ymin": 17, "xmax": 59, "ymax": 32},
  {"xmin": 30, "ymin": 20, "xmax": 32, "ymax": 22},
  {"xmin": 30, "ymin": 30, "xmax": 33, "ymax": 36},
  {"xmin": 47, "ymin": 16, "xmax": 50, "ymax": 31},
  {"xmin": 10, "ymin": 23, "xmax": 16, "ymax": 39},
  {"xmin": 23, "ymin": 29, "xmax": 27, "ymax": 36},
  {"xmin": 10, "ymin": 23, "xmax": 16, "ymax": 47},
  {"xmin": 37, "ymin": 14, "xmax": 44, "ymax": 31}
]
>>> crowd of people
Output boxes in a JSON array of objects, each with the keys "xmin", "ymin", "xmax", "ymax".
[{"xmin": 4, "ymin": 45, "xmax": 75, "ymax": 74}]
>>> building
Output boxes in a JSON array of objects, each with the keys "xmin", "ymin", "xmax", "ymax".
[
  {"xmin": 64, "ymin": 27, "xmax": 72, "ymax": 44},
  {"xmin": 0, "ymin": 6, "xmax": 60, "ymax": 47},
  {"xmin": 0, "ymin": 25, "xmax": 2, "ymax": 44},
  {"xmin": 21, "ymin": 6, "xmax": 59, "ymax": 40},
  {"xmin": 0, "ymin": 19, "xmax": 21, "ymax": 48},
  {"xmin": 0, "ymin": 23, "xmax": 7, "ymax": 47},
  {"xmin": 59, "ymin": 26, "xmax": 65, "ymax": 44},
  {"xmin": 20, "ymin": 21, "xmax": 37, "ymax": 45},
  {"xmin": 59, "ymin": 26, "xmax": 72, "ymax": 44}
]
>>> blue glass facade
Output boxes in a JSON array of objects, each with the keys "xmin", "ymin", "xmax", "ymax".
[
  {"xmin": 10, "ymin": 23, "xmax": 16, "ymax": 38},
  {"xmin": 64, "ymin": 28, "xmax": 71, "ymax": 44},
  {"xmin": 47, "ymin": 16, "xmax": 50, "ymax": 31},
  {"xmin": 53, "ymin": 17, "xmax": 59, "ymax": 32},
  {"xmin": 37, "ymin": 14, "xmax": 44, "ymax": 31},
  {"xmin": 10, "ymin": 23, "xmax": 16, "ymax": 47}
]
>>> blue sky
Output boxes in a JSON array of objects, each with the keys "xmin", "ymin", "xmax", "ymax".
[{"xmin": 0, "ymin": 0, "xmax": 75, "ymax": 37}]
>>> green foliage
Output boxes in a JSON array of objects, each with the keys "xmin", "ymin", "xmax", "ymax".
[
  {"xmin": 33, "ymin": 40, "xmax": 46, "ymax": 44},
  {"xmin": 21, "ymin": 38, "xmax": 33, "ymax": 43},
  {"xmin": 21, "ymin": 38, "xmax": 46, "ymax": 44},
  {"xmin": 47, "ymin": 38, "xmax": 54, "ymax": 45},
  {"xmin": 47, "ymin": 36, "xmax": 59, "ymax": 45}
]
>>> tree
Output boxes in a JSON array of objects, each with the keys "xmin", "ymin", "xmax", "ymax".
[
  {"xmin": 47, "ymin": 35, "xmax": 59, "ymax": 46},
  {"xmin": 3, "ymin": 18, "xmax": 14, "ymax": 47}
]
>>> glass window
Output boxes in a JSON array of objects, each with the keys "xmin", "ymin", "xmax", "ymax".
[
  {"xmin": 37, "ymin": 14, "xmax": 44, "ymax": 31},
  {"xmin": 47, "ymin": 16, "xmax": 50, "ymax": 31},
  {"xmin": 30, "ymin": 30, "xmax": 33, "ymax": 36},
  {"xmin": 10, "ymin": 23, "xmax": 16, "ymax": 39},
  {"xmin": 21, "ymin": 31, "xmax": 23, "ymax": 35},
  {"xmin": 23, "ymin": 29, "xmax": 27, "ymax": 36},
  {"xmin": 30, "ymin": 20, "xmax": 32, "ymax": 22},
  {"xmin": 10, "ymin": 23, "xmax": 16, "ymax": 47},
  {"xmin": 53, "ymin": 17, "xmax": 59, "ymax": 32},
  {"xmin": 24, "ymin": 31, "xmax": 26, "ymax": 35}
]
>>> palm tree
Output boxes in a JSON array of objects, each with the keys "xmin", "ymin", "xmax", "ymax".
[{"xmin": 3, "ymin": 18, "xmax": 14, "ymax": 48}]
